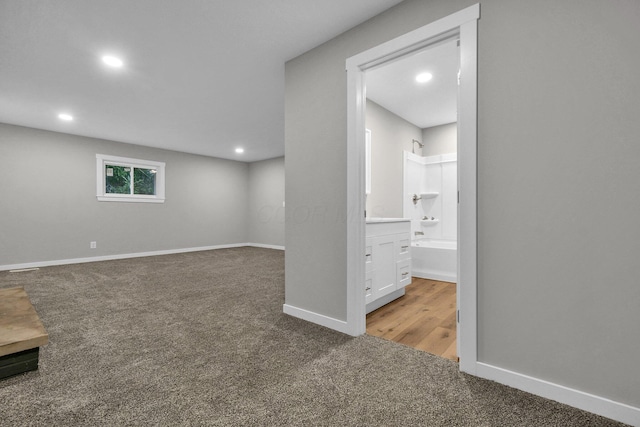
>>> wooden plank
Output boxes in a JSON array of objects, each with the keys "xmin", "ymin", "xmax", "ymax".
[
  {"xmin": 366, "ymin": 279, "xmax": 450, "ymax": 332},
  {"xmin": 367, "ymin": 282, "xmax": 449, "ymax": 336},
  {"xmin": 366, "ymin": 279, "xmax": 457, "ymax": 361},
  {"xmin": 383, "ymin": 296, "xmax": 455, "ymax": 346},
  {"xmin": 414, "ymin": 326, "xmax": 456, "ymax": 356},
  {"xmin": 0, "ymin": 287, "xmax": 49, "ymax": 357},
  {"xmin": 387, "ymin": 312, "xmax": 443, "ymax": 347},
  {"xmin": 440, "ymin": 339, "xmax": 458, "ymax": 362},
  {"xmin": 439, "ymin": 310, "xmax": 457, "ymax": 331}
]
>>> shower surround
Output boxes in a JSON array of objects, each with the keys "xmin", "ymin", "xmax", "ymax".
[{"xmin": 403, "ymin": 151, "xmax": 457, "ymax": 282}]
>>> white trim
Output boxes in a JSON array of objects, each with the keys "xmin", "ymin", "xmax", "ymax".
[
  {"xmin": 346, "ymin": 4, "xmax": 479, "ymax": 70},
  {"xmin": 282, "ymin": 304, "xmax": 350, "ymax": 335},
  {"xmin": 346, "ymin": 4, "xmax": 479, "ymax": 357},
  {"xmin": 96, "ymin": 196, "xmax": 165, "ymax": 203},
  {"xmin": 366, "ymin": 288, "xmax": 404, "ymax": 314},
  {"xmin": 345, "ymin": 43, "xmax": 368, "ymax": 336},
  {"xmin": 412, "ymin": 269, "xmax": 457, "ymax": 283},
  {"xmin": 0, "ymin": 243, "xmax": 251, "ymax": 272},
  {"xmin": 247, "ymin": 243, "xmax": 285, "ymax": 251},
  {"xmin": 365, "ymin": 129, "xmax": 372, "ymax": 195},
  {"xmin": 476, "ymin": 363, "xmax": 640, "ymax": 426},
  {"xmin": 96, "ymin": 153, "xmax": 166, "ymax": 203},
  {"xmin": 457, "ymin": 8, "xmax": 479, "ymax": 376}
]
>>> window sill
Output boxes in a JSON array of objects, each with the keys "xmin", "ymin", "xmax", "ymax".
[{"xmin": 97, "ymin": 196, "xmax": 165, "ymax": 203}]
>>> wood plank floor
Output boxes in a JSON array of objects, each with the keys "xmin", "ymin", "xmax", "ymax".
[{"xmin": 366, "ymin": 278, "xmax": 457, "ymax": 362}]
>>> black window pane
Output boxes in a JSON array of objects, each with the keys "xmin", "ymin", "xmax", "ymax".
[
  {"xmin": 105, "ymin": 165, "xmax": 131, "ymax": 194},
  {"xmin": 134, "ymin": 168, "xmax": 156, "ymax": 195}
]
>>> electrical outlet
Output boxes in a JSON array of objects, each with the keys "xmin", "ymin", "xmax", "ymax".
[{"xmin": 90, "ymin": 241, "xmax": 97, "ymax": 249}]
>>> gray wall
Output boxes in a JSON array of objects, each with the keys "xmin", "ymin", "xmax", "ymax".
[
  {"xmin": 422, "ymin": 122, "xmax": 457, "ymax": 156},
  {"xmin": 285, "ymin": 0, "xmax": 640, "ymax": 409},
  {"xmin": 248, "ymin": 157, "xmax": 285, "ymax": 247},
  {"xmin": 0, "ymin": 123, "xmax": 249, "ymax": 266},
  {"xmin": 366, "ymin": 100, "xmax": 422, "ymax": 218}
]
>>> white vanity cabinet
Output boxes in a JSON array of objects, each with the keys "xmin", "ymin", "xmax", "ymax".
[{"xmin": 365, "ymin": 219, "xmax": 411, "ymax": 313}]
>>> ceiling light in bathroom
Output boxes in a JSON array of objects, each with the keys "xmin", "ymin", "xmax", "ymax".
[
  {"xmin": 415, "ymin": 72, "xmax": 433, "ymax": 83},
  {"xmin": 58, "ymin": 113, "xmax": 74, "ymax": 121},
  {"xmin": 102, "ymin": 55, "xmax": 124, "ymax": 68},
  {"xmin": 235, "ymin": 148, "xmax": 244, "ymax": 154}
]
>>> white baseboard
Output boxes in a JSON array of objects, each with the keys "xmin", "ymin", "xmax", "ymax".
[
  {"xmin": 0, "ymin": 243, "xmax": 268, "ymax": 272},
  {"xmin": 366, "ymin": 288, "xmax": 405, "ymax": 314},
  {"xmin": 282, "ymin": 304, "xmax": 350, "ymax": 335},
  {"xmin": 412, "ymin": 269, "xmax": 456, "ymax": 283},
  {"xmin": 476, "ymin": 362, "xmax": 640, "ymax": 426},
  {"xmin": 247, "ymin": 243, "xmax": 285, "ymax": 250}
]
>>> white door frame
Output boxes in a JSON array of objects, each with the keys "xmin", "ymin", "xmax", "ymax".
[{"xmin": 345, "ymin": 4, "xmax": 479, "ymax": 375}]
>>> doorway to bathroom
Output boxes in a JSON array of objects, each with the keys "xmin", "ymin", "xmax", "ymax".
[
  {"xmin": 345, "ymin": 4, "xmax": 478, "ymax": 373},
  {"xmin": 363, "ymin": 37, "xmax": 459, "ymax": 361}
]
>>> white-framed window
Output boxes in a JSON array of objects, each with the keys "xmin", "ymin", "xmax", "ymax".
[{"xmin": 96, "ymin": 154, "xmax": 165, "ymax": 203}]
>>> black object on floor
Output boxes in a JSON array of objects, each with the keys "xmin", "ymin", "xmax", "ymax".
[{"xmin": 0, "ymin": 347, "xmax": 39, "ymax": 380}]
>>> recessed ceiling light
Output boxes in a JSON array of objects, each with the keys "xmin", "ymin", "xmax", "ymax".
[
  {"xmin": 235, "ymin": 148, "xmax": 245, "ymax": 154},
  {"xmin": 416, "ymin": 72, "xmax": 433, "ymax": 83},
  {"xmin": 58, "ymin": 113, "xmax": 73, "ymax": 121},
  {"xmin": 102, "ymin": 55, "xmax": 123, "ymax": 68}
]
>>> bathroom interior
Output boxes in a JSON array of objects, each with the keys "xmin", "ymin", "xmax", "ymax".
[{"xmin": 363, "ymin": 38, "xmax": 459, "ymax": 361}]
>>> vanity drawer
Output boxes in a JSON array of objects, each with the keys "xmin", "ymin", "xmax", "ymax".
[
  {"xmin": 365, "ymin": 270, "xmax": 374, "ymax": 304},
  {"xmin": 396, "ymin": 233, "xmax": 411, "ymax": 261},
  {"xmin": 365, "ymin": 238, "xmax": 374, "ymax": 272},
  {"xmin": 397, "ymin": 259, "xmax": 412, "ymax": 288}
]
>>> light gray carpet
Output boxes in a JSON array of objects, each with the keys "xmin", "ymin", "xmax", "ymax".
[{"xmin": 0, "ymin": 247, "xmax": 625, "ymax": 426}]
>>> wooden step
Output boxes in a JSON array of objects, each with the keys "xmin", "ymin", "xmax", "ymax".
[{"xmin": 0, "ymin": 287, "xmax": 48, "ymax": 379}]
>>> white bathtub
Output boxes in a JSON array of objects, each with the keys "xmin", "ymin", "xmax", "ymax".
[{"xmin": 411, "ymin": 238, "xmax": 457, "ymax": 283}]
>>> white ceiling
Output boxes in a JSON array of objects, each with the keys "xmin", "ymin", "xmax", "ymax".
[
  {"xmin": 0, "ymin": 0, "xmax": 405, "ymax": 162},
  {"xmin": 366, "ymin": 39, "xmax": 459, "ymax": 129}
]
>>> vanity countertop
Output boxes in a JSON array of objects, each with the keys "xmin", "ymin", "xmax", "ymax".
[{"xmin": 366, "ymin": 217, "xmax": 411, "ymax": 224}]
